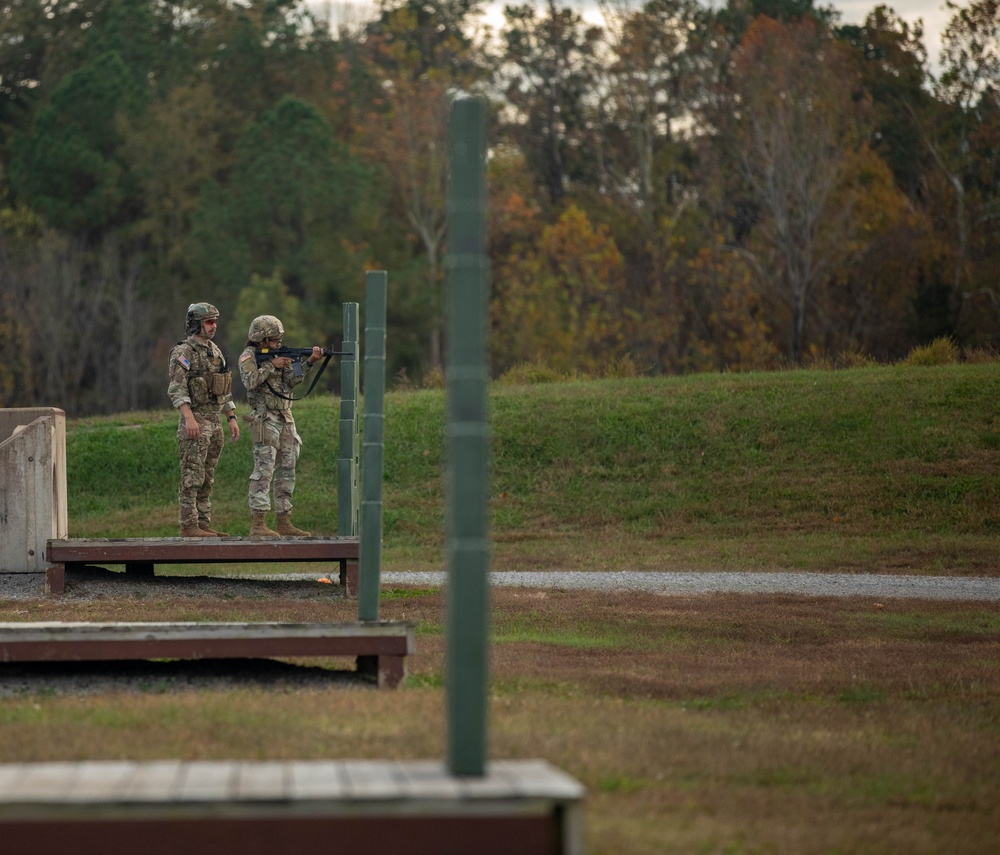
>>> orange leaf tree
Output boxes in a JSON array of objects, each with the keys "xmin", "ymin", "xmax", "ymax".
[
  {"xmin": 492, "ymin": 204, "xmax": 632, "ymax": 375},
  {"xmin": 724, "ymin": 15, "xmax": 911, "ymax": 362}
]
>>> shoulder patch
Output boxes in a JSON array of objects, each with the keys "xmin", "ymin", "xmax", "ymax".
[
  {"xmin": 177, "ymin": 355, "xmax": 190, "ymax": 369},
  {"xmin": 240, "ymin": 352, "xmax": 255, "ymax": 363}
]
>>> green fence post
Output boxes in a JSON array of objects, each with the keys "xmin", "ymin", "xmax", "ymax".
[
  {"xmin": 338, "ymin": 303, "xmax": 360, "ymax": 537},
  {"xmin": 358, "ymin": 272, "xmax": 387, "ymax": 622},
  {"xmin": 445, "ymin": 96, "xmax": 490, "ymax": 777}
]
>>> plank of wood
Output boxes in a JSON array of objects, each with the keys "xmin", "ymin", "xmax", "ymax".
[
  {"xmin": 0, "ymin": 760, "xmax": 584, "ymax": 855},
  {"xmin": 47, "ymin": 537, "xmax": 359, "ymax": 565},
  {"xmin": 0, "ymin": 758, "xmax": 584, "ymax": 806},
  {"xmin": 0, "ymin": 621, "xmax": 414, "ymax": 662}
]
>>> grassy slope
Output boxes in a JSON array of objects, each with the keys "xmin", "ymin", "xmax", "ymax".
[{"xmin": 66, "ymin": 363, "xmax": 1000, "ymax": 575}]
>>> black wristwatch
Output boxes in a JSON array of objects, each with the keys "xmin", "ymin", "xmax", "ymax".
[{"xmin": 227, "ymin": 413, "xmax": 237, "ymax": 422}]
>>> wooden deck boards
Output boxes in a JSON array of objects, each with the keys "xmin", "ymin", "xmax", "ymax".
[{"xmin": 0, "ymin": 759, "xmax": 584, "ymax": 855}]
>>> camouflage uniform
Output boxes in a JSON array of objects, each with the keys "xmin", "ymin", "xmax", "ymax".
[
  {"xmin": 238, "ymin": 338, "xmax": 315, "ymax": 516},
  {"xmin": 167, "ymin": 328, "xmax": 234, "ymax": 531}
]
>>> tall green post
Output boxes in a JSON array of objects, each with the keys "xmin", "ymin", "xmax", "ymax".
[
  {"xmin": 338, "ymin": 303, "xmax": 360, "ymax": 537},
  {"xmin": 445, "ymin": 96, "xmax": 490, "ymax": 776},
  {"xmin": 358, "ymin": 272, "xmax": 387, "ymax": 622}
]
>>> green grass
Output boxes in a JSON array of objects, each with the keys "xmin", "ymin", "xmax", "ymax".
[{"xmin": 65, "ymin": 363, "xmax": 1000, "ymax": 574}]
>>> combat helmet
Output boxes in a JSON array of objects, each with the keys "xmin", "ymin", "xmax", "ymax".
[
  {"xmin": 248, "ymin": 315, "xmax": 285, "ymax": 345},
  {"xmin": 186, "ymin": 302, "xmax": 220, "ymax": 335}
]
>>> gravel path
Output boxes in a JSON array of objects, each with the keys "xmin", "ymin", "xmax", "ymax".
[
  {"xmin": 4, "ymin": 569, "xmax": 1000, "ymax": 601},
  {"xmin": 386, "ymin": 570, "xmax": 1000, "ymax": 601}
]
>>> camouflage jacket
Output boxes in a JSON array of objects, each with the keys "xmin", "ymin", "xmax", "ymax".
[{"xmin": 167, "ymin": 337, "xmax": 234, "ymax": 416}]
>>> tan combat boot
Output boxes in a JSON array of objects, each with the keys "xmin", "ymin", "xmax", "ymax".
[
  {"xmin": 276, "ymin": 514, "xmax": 310, "ymax": 537},
  {"xmin": 199, "ymin": 522, "xmax": 230, "ymax": 537},
  {"xmin": 250, "ymin": 510, "xmax": 279, "ymax": 538},
  {"xmin": 180, "ymin": 524, "xmax": 212, "ymax": 537}
]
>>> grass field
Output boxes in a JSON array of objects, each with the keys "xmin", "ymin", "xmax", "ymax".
[
  {"xmin": 65, "ymin": 362, "xmax": 1000, "ymax": 575},
  {"xmin": 3, "ymin": 364, "xmax": 1000, "ymax": 853},
  {"xmin": 2, "ymin": 588, "xmax": 997, "ymax": 854}
]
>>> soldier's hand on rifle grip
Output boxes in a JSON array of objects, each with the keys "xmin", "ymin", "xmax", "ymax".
[{"xmin": 272, "ymin": 356, "xmax": 293, "ymax": 369}]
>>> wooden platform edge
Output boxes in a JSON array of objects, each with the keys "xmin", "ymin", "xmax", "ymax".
[
  {"xmin": 0, "ymin": 622, "xmax": 416, "ymax": 689},
  {"xmin": 0, "ymin": 760, "xmax": 584, "ymax": 855},
  {"xmin": 47, "ymin": 537, "xmax": 361, "ymax": 565}
]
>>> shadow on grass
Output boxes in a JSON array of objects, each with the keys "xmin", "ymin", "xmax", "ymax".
[{"xmin": 0, "ymin": 657, "xmax": 369, "ymax": 697}]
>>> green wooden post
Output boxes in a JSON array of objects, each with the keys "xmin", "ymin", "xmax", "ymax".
[
  {"xmin": 358, "ymin": 272, "xmax": 387, "ymax": 622},
  {"xmin": 338, "ymin": 303, "xmax": 360, "ymax": 537},
  {"xmin": 445, "ymin": 96, "xmax": 490, "ymax": 777}
]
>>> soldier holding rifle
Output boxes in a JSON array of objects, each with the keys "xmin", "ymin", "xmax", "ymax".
[{"xmin": 239, "ymin": 315, "xmax": 323, "ymax": 537}]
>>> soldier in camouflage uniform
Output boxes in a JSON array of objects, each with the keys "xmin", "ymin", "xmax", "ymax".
[
  {"xmin": 239, "ymin": 315, "xmax": 322, "ymax": 537},
  {"xmin": 167, "ymin": 302, "xmax": 240, "ymax": 537}
]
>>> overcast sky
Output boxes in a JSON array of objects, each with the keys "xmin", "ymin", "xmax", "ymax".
[
  {"xmin": 830, "ymin": 1, "xmax": 951, "ymax": 65},
  {"xmin": 315, "ymin": 1, "xmax": 957, "ymax": 69}
]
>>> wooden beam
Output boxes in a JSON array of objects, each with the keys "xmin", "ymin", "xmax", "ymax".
[
  {"xmin": 0, "ymin": 622, "xmax": 414, "ymax": 688},
  {"xmin": 47, "ymin": 537, "xmax": 359, "ymax": 566}
]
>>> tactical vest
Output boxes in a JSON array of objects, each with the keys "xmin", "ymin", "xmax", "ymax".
[
  {"xmin": 182, "ymin": 341, "xmax": 233, "ymax": 412},
  {"xmin": 242, "ymin": 346, "xmax": 294, "ymax": 414}
]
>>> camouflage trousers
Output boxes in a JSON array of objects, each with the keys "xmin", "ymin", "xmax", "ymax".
[
  {"xmin": 177, "ymin": 412, "xmax": 224, "ymax": 528},
  {"xmin": 248, "ymin": 410, "xmax": 301, "ymax": 514}
]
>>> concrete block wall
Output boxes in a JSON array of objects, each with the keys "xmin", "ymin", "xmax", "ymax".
[{"xmin": 0, "ymin": 408, "xmax": 68, "ymax": 573}]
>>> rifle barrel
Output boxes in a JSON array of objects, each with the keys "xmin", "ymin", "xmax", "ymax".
[{"xmin": 256, "ymin": 346, "xmax": 354, "ymax": 362}]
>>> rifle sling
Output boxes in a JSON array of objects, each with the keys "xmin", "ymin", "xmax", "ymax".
[{"xmin": 264, "ymin": 352, "xmax": 335, "ymax": 402}]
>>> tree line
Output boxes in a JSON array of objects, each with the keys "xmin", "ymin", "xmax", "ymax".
[{"xmin": 1, "ymin": 0, "xmax": 997, "ymax": 414}]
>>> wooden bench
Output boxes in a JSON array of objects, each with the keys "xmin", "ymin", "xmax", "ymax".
[
  {"xmin": 45, "ymin": 537, "xmax": 360, "ymax": 595},
  {"xmin": 0, "ymin": 759, "xmax": 584, "ymax": 855},
  {"xmin": 0, "ymin": 620, "xmax": 414, "ymax": 689}
]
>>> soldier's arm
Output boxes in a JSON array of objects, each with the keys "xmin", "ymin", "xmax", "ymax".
[
  {"xmin": 178, "ymin": 403, "xmax": 200, "ymax": 440},
  {"xmin": 168, "ymin": 350, "xmax": 200, "ymax": 439},
  {"xmin": 239, "ymin": 351, "xmax": 281, "ymax": 392}
]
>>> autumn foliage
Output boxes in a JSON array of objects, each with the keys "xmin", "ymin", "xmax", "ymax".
[{"xmin": 1, "ymin": 1, "xmax": 999, "ymax": 412}]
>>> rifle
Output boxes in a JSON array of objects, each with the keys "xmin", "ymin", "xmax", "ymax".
[
  {"xmin": 254, "ymin": 346, "xmax": 354, "ymax": 378},
  {"xmin": 253, "ymin": 345, "xmax": 354, "ymax": 400}
]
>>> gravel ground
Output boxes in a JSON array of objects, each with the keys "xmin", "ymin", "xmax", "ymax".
[
  {"xmin": 2, "ymin": 567, "xmax": 997, "ymax": 696},
  {"xmin": 1, "ymin": 568, "xmax": 345, "ymax": 601},
  {"xmin": 384, "ymin": 570, "xmax": 1000, "ymax": 601},
  {"xmin": 4, "ymin": 568, "xmax": 1000, "ymax": 601}
]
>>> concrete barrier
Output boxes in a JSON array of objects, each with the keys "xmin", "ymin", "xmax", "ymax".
[{"xmin": 0, "ymin": 409, "xmax": 68, "ymax": 583}]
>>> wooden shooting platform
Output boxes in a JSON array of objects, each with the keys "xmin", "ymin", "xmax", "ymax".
[
  {"xmin": 0, "ymin": 759, "xmax": 584, "ymax": 855},
  {"xmin": 44, "ymin": 536, "xmax": 360, "ymax": 595},
  {"xmin": 0, "ymin": 620, "xmax": 414, "ymax": 689}
]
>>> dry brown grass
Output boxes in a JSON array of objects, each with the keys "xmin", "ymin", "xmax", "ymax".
[{"xmin": 1, "ymin": 587, "xmax": 998, "ymax": 855}]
